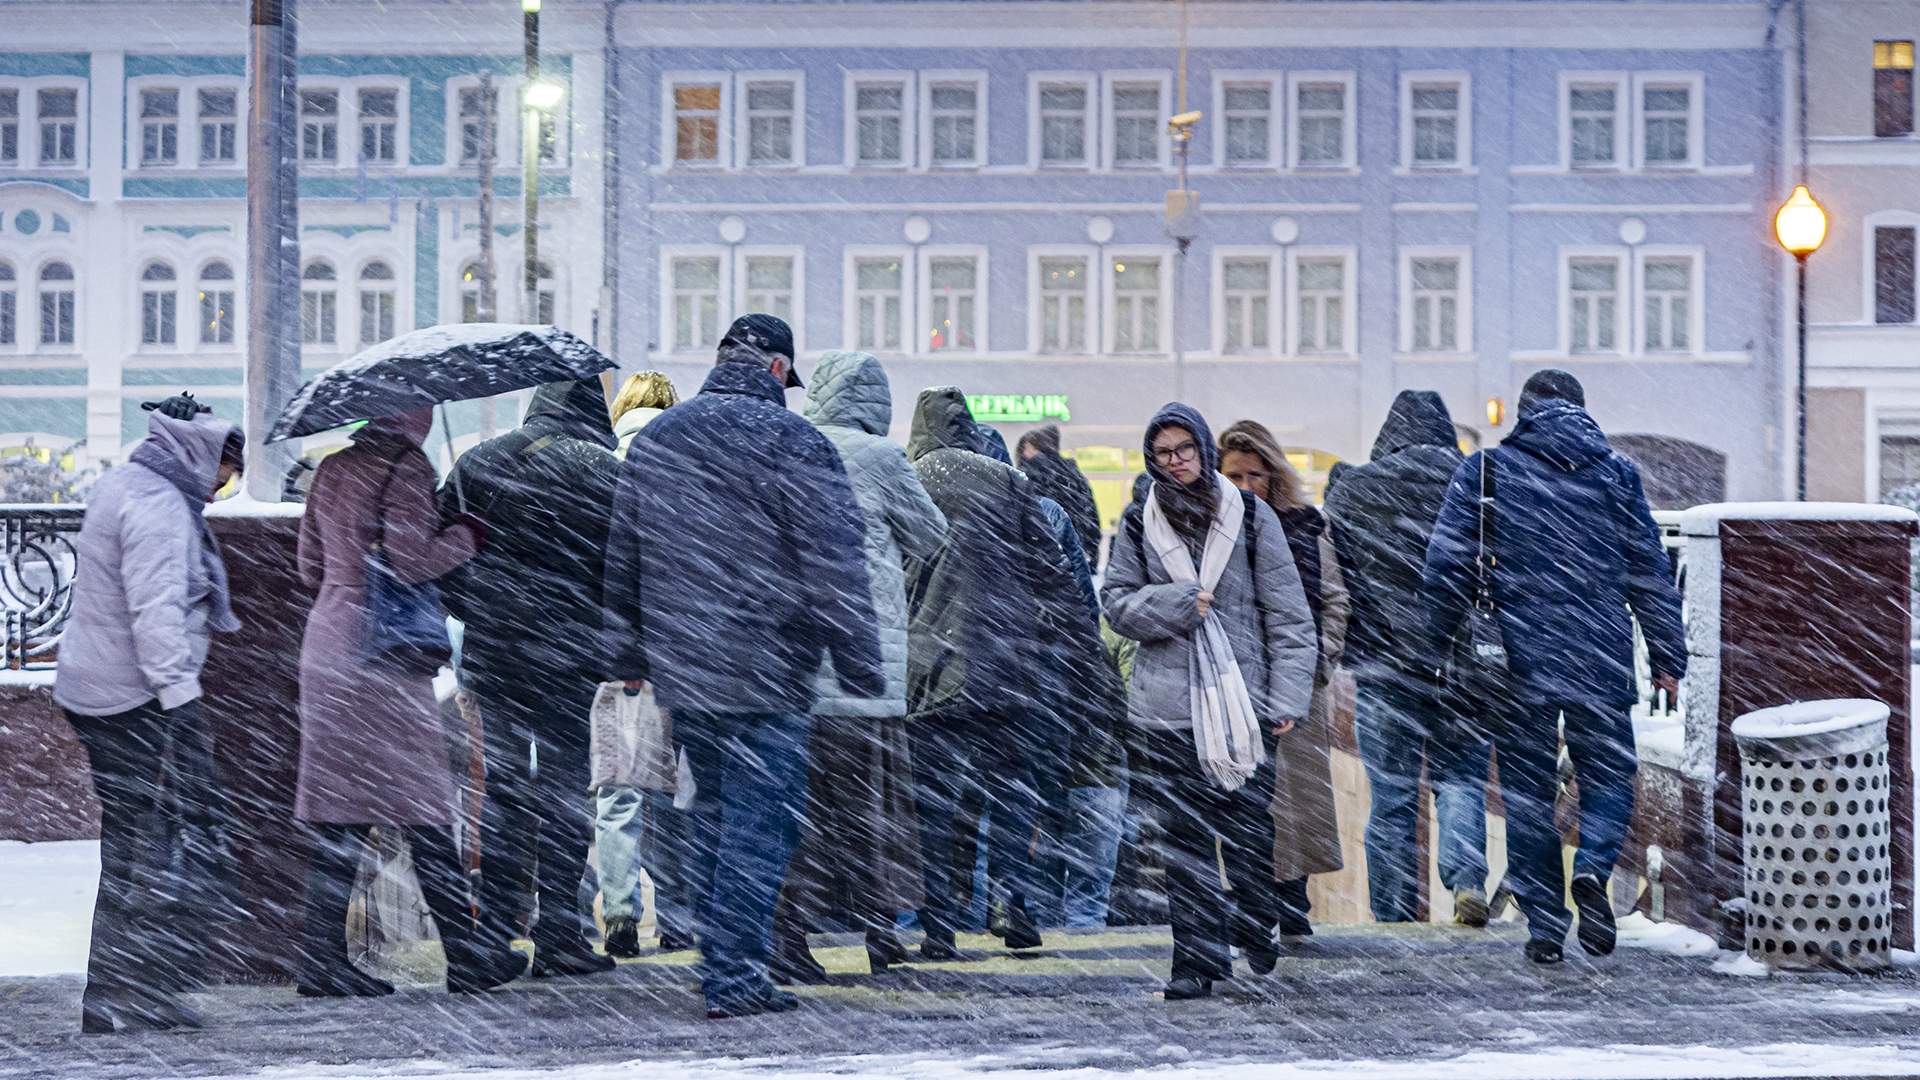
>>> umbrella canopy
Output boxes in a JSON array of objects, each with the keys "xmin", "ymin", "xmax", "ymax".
[{"xmin": 267, "ymin": 323, "xmax": 615, "ymax": 442}]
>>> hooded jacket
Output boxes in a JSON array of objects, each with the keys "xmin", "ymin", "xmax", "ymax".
[
  {"xmin": 1421, "ymin": 402, "xmax": 1686, "ymax": 709},
  {"xmin": 904, "ymin": 387, "xmax": 1065, "ymax": 721},
  {"xmin": 1020, "ymin": 426, "xmax": 1104, "ymax": 570},
  {"xmin": 55, "ymin": 410, "xmax": 241, "ymax": 717},
  {"xmin": 441, "ymin": 379, "xmax": 619, "ymax": 700},
  {"xmin": 1103, "ymin": 403, "xmax": 1318, "ymax": 732},
  {"xmin": 604, "ymin": 362, "xmax": 884, "ymax": 714},
  {"xmin": 802, "ymin": 352, "xmax": 949, "ymax": 717},
  {"xmin": 1323, "ymin": 390, "xmax": 1464, "ymax": 686}
]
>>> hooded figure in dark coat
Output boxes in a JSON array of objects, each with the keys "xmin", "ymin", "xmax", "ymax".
[
  {"xmin": 1018, "ymin": 424, "xmax": 1104, "ymax": 570},
  {"xmin": 1421, "ymin": 369, "xmax": 1684, "ymax": 965},
  {"xmin": 441, "ymin": 378, "xmax": 622, "ymax": 977},
  {"xmin": 1322, "ymin": 390, "xmax": 1494, "ymax": 927}
]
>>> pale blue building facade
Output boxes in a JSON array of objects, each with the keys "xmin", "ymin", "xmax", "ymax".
[{"xmin": 609, "ymin": 0, "xmax": 1792, "ymax": 502}]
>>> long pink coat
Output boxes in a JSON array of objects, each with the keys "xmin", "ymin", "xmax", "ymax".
[{"xmin": 293, "ymin": 432, "xmax": 478, "ymax": 826}]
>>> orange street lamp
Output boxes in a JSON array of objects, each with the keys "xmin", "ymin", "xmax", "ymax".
[{"xmin": 1775, "ymin": 184, "xmax": 1828, "ymax": 500}]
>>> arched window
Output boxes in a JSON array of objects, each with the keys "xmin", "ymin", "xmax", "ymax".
[
  {"xmin": 532, "ymin": 258, "xmax": 556, "ymax": 325},
  {"xmin": 358, "ymin": 260, "xmax": 397, "ymax": 345},
  {"xmin": 198, "ymin": 260, "xmax": 235, "ymax": 346},
  {"xmin": 140, "ymin": 261, "xmax": 177, "ymax": 345},
  {"xmin": 0, "ymin": 262, "xmax": 15, "ymax": 346},
  {"xmin": 460, "ymin": 259, "xmax": 487, "ymax": 323},
  {"xmin": 300, "ymin": 260, "xmax": 337, "ymax": 346},
  {"xmin": 38, "ymin": 261, "xmax": 75, "ymax": 346}
]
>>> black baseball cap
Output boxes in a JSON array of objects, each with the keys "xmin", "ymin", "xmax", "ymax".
[{"xmin": 719, "ymin": 313, "xmax": 802, "ymax": 389}]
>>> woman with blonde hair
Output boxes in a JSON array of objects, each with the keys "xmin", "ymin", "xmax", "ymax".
[
  {"xmin": 1216, "ymin": 419, "xmax": 1349, "ymax": 942},
  {"xmin": 611, "ymin": 371, "xmax": 680, "ymax": 458}
]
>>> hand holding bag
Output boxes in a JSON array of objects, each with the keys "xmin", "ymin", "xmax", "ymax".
[
  {"xmin": 589, "ymin": 681, "xmax": 676, "ymax": 792},
  {"xmin": 362, "ymin": 456, "xmax": 454, "ymax": 671}
]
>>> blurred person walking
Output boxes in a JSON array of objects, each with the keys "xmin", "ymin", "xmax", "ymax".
[
  {"xmin": 293, "ymin": 408, "xmax": 524, "ymax": 999},
  {"xmin": 1323, "ymin": 391, "xmax": 1495, "ymax": 925},
  {"xmin": 769, "ymin": 351, "xmax": 948, "ymax": 981},
  {"xmin": 1422, "ymin": 370, "xmax": 1685, "ymax": 965},
  {"xmin": 1103, "ymin": 404, "xmax": 1316, "ymax": 1001},
  {"xmin": 1017, "ymin": 423, "xmax": 1104, "ymax": 569},
  {"xmin": 1217, "ymin": 420, "xmax": 1347, "ymax": 940},
  {"xmin": 441, "ymin": 378, "xmax": 621, "ymax": 977},
  {"xmin": 594, "ymin": 371, "xmax": 687, "ymax": 958},
  {"xmin": 604, "ymin": 315, "xmax": 883, "ymax": 1018},
  {"xmin": 56, "ymin": 394, "xmax": 243, "ymax": 1033}
]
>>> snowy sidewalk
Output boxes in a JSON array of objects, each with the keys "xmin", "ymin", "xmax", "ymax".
[{"xmin": 6, "ymin": 915, "xmax": 1920, "ymax": 1080}]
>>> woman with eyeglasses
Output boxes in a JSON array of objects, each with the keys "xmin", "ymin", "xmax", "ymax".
[
  {"xmin": 1101, "ymin": 403, "xmax": 1317, "ymax": 1002},
  {"xmin": 1218, "ymin": 419, "xmax": 1349, "ymax": 943}
]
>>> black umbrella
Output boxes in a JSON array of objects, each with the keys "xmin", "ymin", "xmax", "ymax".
[{"xmin": 266, "ymin": 323, "xmax": 615, "ymax": 442}]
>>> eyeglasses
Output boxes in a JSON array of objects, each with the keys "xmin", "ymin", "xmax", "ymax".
[{"xmin": 1152, "ymin": 440, "xmax": 1200, "ymax": 466}]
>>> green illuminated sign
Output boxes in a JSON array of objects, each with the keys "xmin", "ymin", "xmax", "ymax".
[{"xmin": 967, "ymin": 393, "xmax": 1071, "ymax": 424}]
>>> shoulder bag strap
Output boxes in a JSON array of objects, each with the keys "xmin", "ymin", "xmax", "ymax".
[{"xmin": 1475, "ymin": 451, "xmax": 1497, "ymax": 608}]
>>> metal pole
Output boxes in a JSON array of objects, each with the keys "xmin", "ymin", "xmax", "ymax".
[
  {"xmin": 476, "ymin": 70, "xmax": 497, "ymax": 439},
  {"xmin": 522, "ymin": 3, "xmax": 541, "ymax": 325},
  {"xmin": 1797, "ymin": 252, "xmax": 1809, "ymax": 501},
  {"xmin": 1173, "ymin": 239, "xmax": 1188, "ymax": 401},
  {"xmin": 245, "ymin": 0, "xmax": 299, "ymax": 499}
]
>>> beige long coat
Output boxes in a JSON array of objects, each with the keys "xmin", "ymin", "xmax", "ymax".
[{"xmin": 1269, "ymin": 531, "xmax": 1351, "ymax": 881}]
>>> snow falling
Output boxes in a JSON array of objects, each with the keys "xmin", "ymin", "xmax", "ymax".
[{"xmin": 6, "ymin": 0, "xmax": 1920, "ymax": 1078}]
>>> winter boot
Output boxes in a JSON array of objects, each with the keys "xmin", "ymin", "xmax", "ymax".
[
  {"xmin": 1454, "ymin": 888, "xmax": 1490, "ymax": 928},
  {"xmin": 1002, "ymin": 899, "xmax": 1043, "ymax": 951},
  {"xmin": 1524, "ymin": 938, "xmax": 1564, "ymax": 965},
  {"xmin": 1572, "ymin": 873, "xmax": 1617, "ymax": 957},
  {"xmin": 531, "ymin": 940, "xmax": 617, "ymax": 978},
  {"xmin": 80, "ymin": 987, "xmax": 203, "ymax": 1034},
  {"xmin": 603, "ymin": 916, "xmax": 641, "ymax": 960},
  {"xmin": 1162, "ymin": 975, "xmax": 1213, "ymax": 1001},
  {"xmin": 445, "ymin": 939, "xmax": 527, "ymax": 994},
  {"xmin": 769, "ymin": 920, "xmax": 829, "ymax": 986}
]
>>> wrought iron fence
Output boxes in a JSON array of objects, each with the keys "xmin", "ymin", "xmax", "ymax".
[{"xmin": 2, "ymin": 505, "xmax": 84, "ymax": 671}]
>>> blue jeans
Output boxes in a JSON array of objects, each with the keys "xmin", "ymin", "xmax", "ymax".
[
  {"xmin": 1499, "ymin": 701, "xmax": 1637, "ymax": 943},
  {"xmin": 677, "ymin": 710, "xmax": 811, "ymax": 1010},
  {"xmin": 594, "ymin": 786, "xmax": 645, "ymax": 922},
  {"xmin": 1353, "ymin": 680, "xmax": 1491, "ymax": 922},
  {"xmin": 912, "ymin": 710, "xmax": 1055, "ymax": 943},
  {"xmin": 1059, "ymin": 784, "xmax": 1129, "ymax": 928}
]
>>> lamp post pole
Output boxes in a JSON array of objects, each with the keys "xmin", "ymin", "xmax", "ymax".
[
  {"xmin": 522, "ymin": 0, "xmax": 541, "ymax": 325},
  {"xmin": 1796, "ymin": 251, "xmax": 1809, "ymax": 501},
  {"xmin": 245, "ymin": 0, "xmax": 299, "ymax": 498}
]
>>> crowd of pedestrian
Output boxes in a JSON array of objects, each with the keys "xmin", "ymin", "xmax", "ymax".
[{"xmin": 50, "ymin": 312, "xmax": 1686, "ymax": 1031}]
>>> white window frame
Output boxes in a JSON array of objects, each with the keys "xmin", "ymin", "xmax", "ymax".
[
  {"xmin": 137, "ymin": 259, "xmax": 179, "ymax": 350},
  {"xmin": 127, "ymin": 76, "xmax": 252, "ymax": 172},
  {"xmin": 136, "ymin": 85, "xmax": 182, "ymax": 169},
  {"xmin": 1559, "ymin": 246, "xmax": 1630, "ymax": 355},
  {"xmin": 733, "ymin": 245, "xmax": 805, "ymax": 348},
  {"xmin": 1211, "ymin": 71, "xmax": 1282, "ymax": 170},
  {"xmin": 1028, "ymin": 71, "xmax": 1097, "ymax": 171},
  {"xmin": 0, "ymin": 88, "xmax": 18, "ymax": 169},
  {"xmin": 1104, "ymin": 246, "xmax": 1172, "ymax": 355},
  {"xmin": 1560, "ymin": 72, "xmax": 1630, "ymax": 172},
  {"xmin": 295, "ymin": 80, "xmax": 346, "ymax": 168},
  {"xmin": 1210, "ymin": 246, "xmax": 1281, "ymax": 356},
  {"xmin": 918, "ymin": 245, "xmax": 988, "ymax": 355},
  {"xmin": 658, "ymin": 244, "xmax": 729, "ymax": 357},
  {"xmin": 1103, "ymin": 70, "xmax": 1172, "ymax": 171},
  {"xmin": 843, "ymin": 245, "xmax": 913, "ymax": 355},
  {"xmin": 352, "ymin": 79, "xmax": 411, "ymax": 169},
  {"xmin": 1287, "ymin": 71, "xmax": 1356, "ymax": 171},
  {"xmin": 1862, "ymin": 209, "xmax": 1920, "ymax": 324},
  {"xmin": 734, "ymin": 71, "xmax": 804, "ymax": 170},
  {"xmin": 844, "ymin": 71, "xmax": 913, "ymax": 170},
  {"xmin": 1397, "ymin": 246, "xmax": 1474, "ymax": 355},
  {"xmin": 351, "ymin": 256, "xmax": 401, "ymax": 348},
  {"xmin": 2, "ymin": 78, "xmax": 86, "ymax": 170},
  {"xmin": 299, "ymin": 258, "xmax": 342, "ymax": 349},
  {"xmin": 196, "ymin": 256, "xmax": 240, "ymax": 350},
  {"xmin": 1400, "ymin": 71, "xmax": 1471, "ymax": 171},
  {"xmin": 447, "ymin": 75, "xmax": 505, "ymax": 169},
  {"xmin": 32, "ymin": 256, "xmax": 78, "ymax": 351},
  {"xmin": 193, "ymin": 83, "xmax": 243, "ymax": 168},
  {"xmin": 661, "ymin": 71, "xmax": 730, "ymax": 170},
  {"xmin": 1634, "ymin": 71, "xmax": 1705, "ymax": 171},
  {"xmin": 919, "ymin": 71, "xmax": 987, "ymax": 170},
  {"xmin": 1286, "ymin": 246, "xmax": 1357, "ymax": 357},
  {"xmin": 1635, "ymin": 244, "xmax": 1705, "ymax": 356},
  {"xmin": 1027, "ymin": 245, "xmax": 1097, "ymax": 356},
  {"xmin": 0, "ymin": 260, "xmax": 16, "ymax": 349}
]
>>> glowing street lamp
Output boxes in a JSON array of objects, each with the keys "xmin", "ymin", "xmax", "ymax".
[
  {"xmin": 1775, "ymin": 184, "xmax": 1829, "ymax": 501},
  {"xmin": 524, "ymin": 79, "xmax": 565, "ymax": 111}
]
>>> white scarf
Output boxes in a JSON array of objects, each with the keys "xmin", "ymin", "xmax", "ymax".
[{"xmin": 1142, "ymin": 473, "xmax": 1267, "ymax": 791}]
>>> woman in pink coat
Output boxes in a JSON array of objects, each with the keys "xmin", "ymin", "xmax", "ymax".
[{"xmin": 293, "ymin": 408, "xmax": 521, "ymax": 997}]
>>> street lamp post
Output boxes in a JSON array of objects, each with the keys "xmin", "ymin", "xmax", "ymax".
[
  {"xmin": 522, "ymin": 0, "xmax": 542, "ymax": 325},
  {"xmin": 1774, "ymin": 183, "xmax": 1829, "ymax": 501}
]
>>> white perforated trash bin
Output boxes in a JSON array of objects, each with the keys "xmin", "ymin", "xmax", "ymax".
[{"xmin": 1732, "ymin": 699, "xmax": 1895, "ymax": 972}]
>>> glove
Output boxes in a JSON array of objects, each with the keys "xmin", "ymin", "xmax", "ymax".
[{"xmin": 141, "ymin": 391, "xmax": 212, "ymax": 421}]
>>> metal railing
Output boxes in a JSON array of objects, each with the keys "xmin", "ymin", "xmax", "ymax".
[{"xmin": 2, "ymin": 505, "xmax": 84, "ymax": 671}]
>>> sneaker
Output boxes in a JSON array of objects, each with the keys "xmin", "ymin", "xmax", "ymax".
[
  {"xmin": 1162, "ymin": 975, "xmax": 1213, "ymax": 1001},
  {"xmin": 1488, "ymin": 877, "xmax": 1516, "ymax": 920},
  {"xmin": 1523, "ymin": 938, "xmax": 1564, "ymax": 965},
  {"xmin": 1453, "ymin": 888, "xmax": 1490, "ymax": 929},
  {"xmin": 655, "ymin": 930, "xmax": 694, "ymax": 953},
  {"xmin": 603, "ymin": 917, "xmax": 641, "ymax": 960},
  {"xmin": 1571, "ymin": 873, "xmax": 1616, "ymax": 957}
]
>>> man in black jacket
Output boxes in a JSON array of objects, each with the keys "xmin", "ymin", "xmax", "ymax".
[
  {"xmin": 1323, "ymin": 390, "xmax": 1493, "ymax": 925},
  {"xmin": 441, "ymin": 378, "xmax": 619, "ymax": 977},
  {"xmin": 1017, "ymin": 424, "xmax": 1104, "ymax": 570}
]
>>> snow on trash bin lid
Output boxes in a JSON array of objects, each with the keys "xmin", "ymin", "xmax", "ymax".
[{"xmin": 1731, "ymin": 699, "xmax": 1890, "ymax": 761}]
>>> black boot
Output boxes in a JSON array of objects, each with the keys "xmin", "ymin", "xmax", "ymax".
[
  {"xmin": 1002, "ymin": 899, "xmax": 1043, "ymax": 951},
  {"xmin": 769, "ymin": 920, "xmax": 829, "ymax": 985},
  {"xmin": 80, "ymin": 986, "xmax": 203, "ymax": 1034},
  {"xmin": 1163, "ymin": 975, "xmax": 1213, "ymax": 1001},
  {"xmin": 296, "ymin": 965, "xmax": 396, "ymax": 998},
  {"xmin": 445, "ymin": 938, "xmax": 526, "ymax": 994},
  {"xmin": 1572, "ymin": 873, "xmax": 1617, "ymax": 957},
  {"xmin": 920, "ymin": 928, "xmax": 962, "ymax": 962},
  {"xmin": 603, "ymin": 916, "xmax": 641, "ymax": 960},
  {"xmin": 865, "ymin": 927, "xmax": 908, "ymax": 973},
  {"xmin": 530, "ymin": 938, "xmax": 617, "ymax": 978}
]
